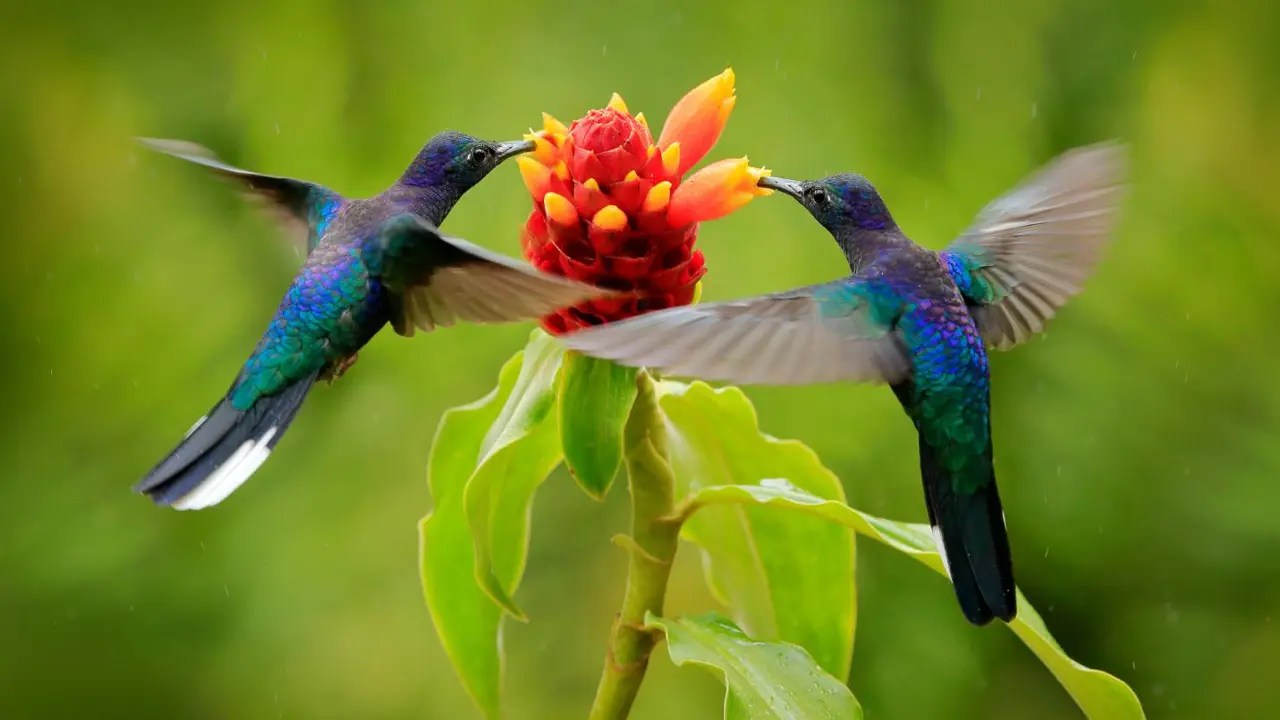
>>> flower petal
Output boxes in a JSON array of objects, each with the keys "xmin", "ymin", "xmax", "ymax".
[
  {"xmin": 592, "ymin": 205, "xmax": 629, "ymax": 233},
  {"xmin": 642, "ymin": 181, "xmax": 672, "ymax": 214},
  {"xmin": 544, "ymin": 192, "xmax": 579, "ymax": 227},
  {"xmin": 666, "ymin": 157, "xmax": 770, "ymax": 226},
  {"xmin": 657, "ymin": 68, "xmax": 737, "ymax": 176},
  {"xmin": 516, "ymin": 156, "xmax": 554, "ymax": 201}
]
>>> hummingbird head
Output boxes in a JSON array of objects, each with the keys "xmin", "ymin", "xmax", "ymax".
[
  {"xmin": 759, "ymin": 172, "xmax": 896, "ymax": 234},
  {"xmin": 401, "ymin": 131, "xmax": 534, "ymax": 191}
]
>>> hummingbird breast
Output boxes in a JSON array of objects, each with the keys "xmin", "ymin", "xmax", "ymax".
[
  {"xmin": 231, "ymin": 240, "xmax": 388, "ymax": 409},
  {"xmin": 880, "ymin": 251, "xmax": 992, "ymax": 452}
]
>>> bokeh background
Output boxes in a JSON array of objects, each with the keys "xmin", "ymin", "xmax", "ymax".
[{"xmin": 3, "ymin": 1, "xmax": 1279, "ymax": 718}]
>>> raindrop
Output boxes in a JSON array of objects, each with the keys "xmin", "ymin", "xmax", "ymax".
[
  {"xmin": 1044, "ymin": 547, "xmax": 1050, "ymax": 558},
  {"xmin": 224, "ymin": 584, "xmax": 230, "ymax": 597},
  {"xmin": 976, "ymin": 87, "xmax": 983, "ymax": 101},
  {"xmin": 261, "ymin": 48, "xmax": 268, "ymax": 60},
  {"xmin": 1056, "ymin": 465, "xmax": 1062, "ymax": 477},
  {"xmin": 1185, "ymin": 311, "xmax": 1191, "ymax": 321},
  {"xmin": 1031, "ymin": 102, "xmax": 1038, "ymax": 118},
  {"xmin": 1133, "ymin": 50, "xmax": 1138, "ymax": 60},
  {"xmin": 602, "ymin": 45, "xmax": 607, "ymax": 56},
  {"xmin": 275, "ymin": 122, "xmax": 281, "ymax": 135}
]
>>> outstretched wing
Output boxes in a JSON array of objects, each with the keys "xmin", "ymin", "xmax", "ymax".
[
  {"xmin": 558, "ymin": 277, "xmax": 910, "ymax": 386},
  {"xmin": 137, "ymin": 137, "xmax": 345, "ymax": 253},
  {"xmin": 373, "ymin": 213, "xmax": 620, "ymax": 336},
  {"xmin": 940, "ymin": 141, "xmax": 1128, "ymax": 350}
]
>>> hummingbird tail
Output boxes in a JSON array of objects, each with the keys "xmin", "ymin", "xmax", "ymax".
[
  {"xmin": 917, "ymin": 438, "xmax": 1017, "ymax": 626},
  {"xmin": 133, "ymin": 372, "xmax": 318, "ymax": 510}
]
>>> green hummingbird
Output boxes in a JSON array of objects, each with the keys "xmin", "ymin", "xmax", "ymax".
[
  {"xmin": 134, "ymin": 132, "xmax": 615, "ymax": 511},
  {"xmin": 559, "ymin": 142, "xmax": 1127, "ymax": 625}
]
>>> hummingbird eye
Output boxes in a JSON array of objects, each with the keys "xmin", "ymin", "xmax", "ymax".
[
  {"xmin": 806, "ymin": 187, "xmax": 832, "ymax": 209},
  {"xmin": 466, "ymin": 146, "xmax": 494, "ymax": 166}
]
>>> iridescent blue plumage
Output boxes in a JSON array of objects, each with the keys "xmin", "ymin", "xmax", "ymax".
[
  {"xmin": 133, "ymin": 133, "xmax": 614, "ymax": 511},
  {"xmin": 560, "ymin": 142, "xmax": 1127, "ymax": 626}
]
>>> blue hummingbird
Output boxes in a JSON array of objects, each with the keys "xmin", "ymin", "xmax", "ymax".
[
  {"xmin": 134, "ymin": 132, "xmax": 616, "ymax": 511},
  {"xmin": 558, "ymin": 142, "xmax": 1127, "ymax": 625}
]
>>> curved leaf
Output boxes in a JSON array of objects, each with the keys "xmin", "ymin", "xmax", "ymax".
[
  {"xmin": 558, "ymin": 351, "xmax": 638, "ymax": 499},
  {"xmin": 653, "ymin": 380, "xmax": 855, "ymax": 682},
  {"xmin": 679, "ymin": 480, "xmax": 1147, "ymax": 720},
  {"xmin": 462, "ymin": 330, "xmax": 566, "ymax": 619},
  {"xmin": 419, "ymin": 350, "xmax": 525, "ymax": 718},
  {"xmin": 646, "ymin": 612, "xmax": 862, "ymax": 720},
  {"xmin": 419, "ymin": 330, "xmax": 565, "ymax": 718}
]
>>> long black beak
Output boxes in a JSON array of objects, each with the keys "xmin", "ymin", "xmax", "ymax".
[
  {"xmin": 758, "ymin": 175, "xmax": 805, "ymax": 200},
  {"xmin": 494, "ymin": 139, "xmax": 536, "ymax": 162}
]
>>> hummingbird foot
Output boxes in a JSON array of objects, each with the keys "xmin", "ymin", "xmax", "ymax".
[{"xmin": 325, "ymin": 353, "xmax": 360, "ymax": 383}]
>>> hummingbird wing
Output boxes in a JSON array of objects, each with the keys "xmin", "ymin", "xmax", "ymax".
[
  {"xmin": 136, "ymin": 137, "xmax": 345, "ymax": 254},
  {"xmin": 558, "ymin": 277, "xmax": 910, "ymax": 386},
  {"xmin": 939, "ymin": 140, "xmax": 1127, "ymax": 350},
  {"xmin": 373, "ymin": 213, "xmax": 620, "ymax": 336}
]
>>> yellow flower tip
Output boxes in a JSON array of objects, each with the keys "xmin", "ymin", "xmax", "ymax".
[
  {"xmin": 516, "ymin": 156, "xmax": 552, "ymax": 195},
  {"xmin": 635, "ymin": 112, "xmax": 649, "ymax": 130},
  {"xmin": 646, "ymin": 144, "xmax": 658, "ymax": 160},
  {"xmin": 529, "ymin": 134, "xmax": 558, "ymax": 165},
  {"xmin": 642, "ymin": 181, "xmax": 672, "ymax": 213},
  {"xmin": 692, "ymin": 280, "xmax": 703, "ymax": 305},
  {"xmin": 661, "ymin": 143, "xmax": 681, "ymax": 176},
  {"xmin": 719, "ymin": 94, "xmax": 738, "ymax": 123},
  {"xmin": 583, "ymin": 177, "xmax": 601, "ymax": 192},
  {"xmin": 607, "ymin": 92, "xmax": 629, "ymax": 114},
  {"xmin": 719, "ymin": 67, "xmax": 736, "ymax": 91},
  {"xmin": 623, "ymin": 170, "xmax": 640, "ymax": 183},
  {"xmin": 592, "ymin": 204, "xmax": 628, "ymax": 232},
  {"xmin": 552, "ymin": 160, "xmax": 570, "ymax": 180},
  {"xmin": 543, "ymin": 192, "xmax": 579, "ymax": 226},
  {"xmin": 746, "ymin": 163, "xmax": 773, "ymax": 196},
  {"xmin": 542, "ymin": 112, "xmax": 569, "ymax": 135}
]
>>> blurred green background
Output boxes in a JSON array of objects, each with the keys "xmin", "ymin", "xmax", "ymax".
[{"xmin": 3, "ymin": 0, "xmax": 1279, "ymax": 717}]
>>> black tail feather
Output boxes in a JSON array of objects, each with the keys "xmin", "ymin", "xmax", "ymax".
[
  {"xmin": 917, "ymin": 437, "xmax": 1016, "ymax": 625},
  {"xmin": 134, "ymin": 372, "xmax": 317, "ymax": 510}
]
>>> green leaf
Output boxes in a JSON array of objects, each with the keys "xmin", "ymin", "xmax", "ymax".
[
  {"xmin": 463, "ymin": 330, "xmax": 566, "ymax": 620},
  {"xmin": 679, "ymin": 480, "xmax": 1147, "ymax": 720},
  {"xmin": 558, "ymin": 351, "xmax": 638, "ymax": 499},
  {"xmin": 646, "ymin": 612, "xmax": 862, "ymax": 720},
  {"xmin": 418, "ymin": 330, "xmax": 565, "ymax": 718},
  {"xmin": 419, "ymin": 352, "xmax": 524, "ymax": 718},
  {"xmin": 654, "ymin": 380, "xmax": 855, "ymax": 682}
]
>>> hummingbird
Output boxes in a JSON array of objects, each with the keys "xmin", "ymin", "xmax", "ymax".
[
  {"xmin": 134, "ymin": 132, "xmax": 616, "ymax": 511},
  {"xmin": 558, "ymin": 142, "xmax": 1127, "ymax": 625}
]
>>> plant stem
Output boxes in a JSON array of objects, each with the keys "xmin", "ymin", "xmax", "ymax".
[{"xmin": 588, "ymin": 370, "xmax": 681, "ymax": 720}]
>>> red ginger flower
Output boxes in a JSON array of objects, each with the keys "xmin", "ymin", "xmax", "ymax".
[{"xmin": 516, "ymin": 69, "xmax": 771, "ymax": 334}]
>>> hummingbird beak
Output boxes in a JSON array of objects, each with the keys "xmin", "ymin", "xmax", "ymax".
[
  {"xmin": 494, "ymin": 139, "xmax": 537, "ymax": 163},
  {"xmin": 758, "ymin": 175, "xmax": 806, "ymax": 200}
]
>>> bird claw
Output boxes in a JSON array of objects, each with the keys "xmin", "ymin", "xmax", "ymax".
[{"xmin": 326, "ymin": 353, "xmax": 359, "ymax": 383}]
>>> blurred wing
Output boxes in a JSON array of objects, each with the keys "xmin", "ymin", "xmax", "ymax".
[
  {"xmin": 137, "ymin": 137, "xmax": 345, "ymax": 253},
  {"xmin": 940, "ymin": 140, "xmax": 1128, "ymax": 350},
  {"xmin": 558, "ymin": 278, "xmax": 910, "ymax": 386},
  {"xmin": 374, "ymin": 214, "xmax": 620, "ymax": 336}
]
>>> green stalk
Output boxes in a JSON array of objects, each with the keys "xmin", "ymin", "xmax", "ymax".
[{"xmin": 588, "ymin": 370, "xmax": 681, "ymax": 720}]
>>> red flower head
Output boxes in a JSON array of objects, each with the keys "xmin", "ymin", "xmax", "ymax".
[{"xmin": 516, "ymin": 69, "xmax": 771, "ymax": 334}]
